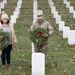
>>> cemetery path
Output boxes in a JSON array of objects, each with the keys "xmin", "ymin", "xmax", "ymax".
[{"xmin": 15, "ymin": 0, "xmax": 33, "ymax": 50}]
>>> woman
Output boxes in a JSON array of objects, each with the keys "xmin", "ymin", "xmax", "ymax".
[{"xmin": 0, "ymin": 11, "xmax": 17, "ymax": 68}]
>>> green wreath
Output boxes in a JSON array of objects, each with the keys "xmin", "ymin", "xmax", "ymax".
[
  {"xmin": 29, "ymin": 27, "xmax": 48, "ymax": 46},
  {"xmin": 0, "ymin": 29, "xmax": 9, "ymax": 50}
]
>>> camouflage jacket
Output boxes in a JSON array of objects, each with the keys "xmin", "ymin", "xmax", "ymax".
[{"xmin": 30, "ymin": 20, "xmax": 54, "ymax": 37}]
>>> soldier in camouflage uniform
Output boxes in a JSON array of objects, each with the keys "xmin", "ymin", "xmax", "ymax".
[{"xmin": 30, "ymin": 10, "xmax": 53, "ymax": 54}]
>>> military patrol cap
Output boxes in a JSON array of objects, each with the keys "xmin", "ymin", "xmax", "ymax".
[{"xmin": 37, "ymin": 10, "xmax": 43, "ymax": 16}]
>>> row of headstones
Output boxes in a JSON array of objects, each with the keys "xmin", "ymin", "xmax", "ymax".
[
  {"xmin": 48, "ymin": 0, "xmax": 75, "ymax": 45},
  {"xmin": 0, "ymin": 0, "xmax": 22, "ymax": 24},
  {"xmin": 0, "ymin": 0, "xmax": 7, "ymax": 14},
  {"xmin": 63, "ymin": 0, "xmax": 75, "ymax": 18},
  {"xmin": 10, "ymin": 0, "xmax": 22, "ymax": 24},
  {"xmin": 31, "ymin": 0, "xmax": 38, "ymax": 54},
  {"xmin": 32, "ymin": 0, "xmax": 45, "ymax": 75},
  {"xmin": 63, "ymin": 0, "xmax": 75, "ymax": 44},
  {"xmin": 32, "ymin": 0, "xmax": 75, "ymax": 75}
]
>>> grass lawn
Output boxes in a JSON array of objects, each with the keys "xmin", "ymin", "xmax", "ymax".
[{"xmin": 0, "ymin": 0, "xmax": 75, "ymax": 75}]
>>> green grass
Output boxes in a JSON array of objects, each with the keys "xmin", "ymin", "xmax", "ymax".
[{"xmin": 0, "ymin": 0, "xmax": 75, "ymax": 75}]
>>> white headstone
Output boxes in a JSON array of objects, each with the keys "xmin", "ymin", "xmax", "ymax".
[
  {"xmin": 33, "ymin": 2, "xmax": 37, "ymax": 16},
  {"xmin": 1, "ymin": 2, "xmax": 4, "ymax": 9},
  {"xmin": 68, "ymin": 30, "xmax": 75, "ymax": 45},
  {"xmin": 13, "ymin": 11, "xmax": 19, "ymax": 19},
  {"xmin": 33, "ymin": 8, "xmax": 37, "ymax": 19},
  {"xmin": 34, "ymin": 0, "xmax": 37, "ymax": 2},
  {"xmin": 66, "ymin": 2, "xmax": 70, "ymax": 8},
  {"xmin": 33, "ymin": 7, "xmax": 37, "ymax": 12},
  {"xmin": 32, "ymin": 0, "xmax": 37, "ymax": 54},
  {"xmin": 34, "ymin": 2, "xmax": 37, "ymax": 8},
  {"xmin": 69, "ymin": 6, "xmax": 74, "ymax": 13},
  {"xmin": 63, "ymin": 0, "xmax": 67, "ymax": 4},
  {"xmin": 51, "ymin": 6, "xmax": 56, "ymax": 14},
  {"xmin": 15, "ymin": 7, "xmax": 20, "ymax": 14},
  {"xmin": 33, "ymin": 14, "xmax": 37, "ymax": 21},
  {"xmin": 49, "ymin": 2, "xmax": 54, "ymax": 8},
  {"xmin": 32, "ymin": 42, "xmax": 35, "ymax": 53},
  {"xmin": 3, "ymin": 0, "xmax": 7, "ymax": 4},
  {"xmin": 32, "ymin": 53, "xmax": 45, "ymax": 75},
  {"xmin": 63, "ymin": 26, "xmax": 70, "ymax": 38},
  {"xmin": 0, "ymin": 7, "xmax": 1, "ymax": 14},
  {"xmin": 10, "ymin": 15, "xmax": 16, "ymax": 24},
  {"xmin": 58, "ymin": 21, "xmax": 65, "ymax": 31},
  {"xmin": 17, "ymin": 2, "xmax": 21, "ymax": 8},
  {"xmin": 34, "ymin": 10, "xmax": 37, "ymax": 14},
  {"xmin": 48, "ymin": 0, "xmax": 52, "ymax": 3},
  {"xmin": 53, "ymin": 11, "xmax": 58, "ymax": 18},
  {"xmin": 55, "ymin": 15, "xmax": 61, "ymax": 24},
  {"xmin": 18, "ymin": 0, "xmax": 22, "ymax": 4},
  {"xmin": 73, "ymin": 11, "xmax": 75, "ymax": 18}
]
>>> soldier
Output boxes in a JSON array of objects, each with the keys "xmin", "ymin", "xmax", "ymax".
[{"xmin": 30, "ymin": 10, "xmax": 53, "ymax": 54}]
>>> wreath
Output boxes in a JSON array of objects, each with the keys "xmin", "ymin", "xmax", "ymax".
[
  {"xmin": 29, "ymin": 27, "xmax": 48, "ymax": 46},
  {"xmin": 0, "ymin": 29, "xmax": 9, "ymax": 50}
]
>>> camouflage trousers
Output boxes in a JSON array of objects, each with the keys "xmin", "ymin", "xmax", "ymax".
[{"xmin": 34, "ymin": 43, "xmax": 48, "ymax": 54}]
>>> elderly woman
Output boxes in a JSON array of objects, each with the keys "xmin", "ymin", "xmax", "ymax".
[{"xmin": 0, "ymin": 11, "xmax": 17, "ymax": 68}]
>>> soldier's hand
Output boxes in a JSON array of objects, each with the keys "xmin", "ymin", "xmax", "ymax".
[
  {"xmin": 31, "ymin": 30, "xmax": 34, "ymax": 33},
  {"xmin": 28, "ymin": 29, "xmax": 34, "ymax": 33},
  {"xmin": 42, "ymin": 33, "xmax": 49, "ymax": 37}
]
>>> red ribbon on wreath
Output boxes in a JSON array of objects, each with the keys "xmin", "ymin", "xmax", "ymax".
[{"xmin": 37, "ymin": 32, "xmax": 42, "ymax": 38}]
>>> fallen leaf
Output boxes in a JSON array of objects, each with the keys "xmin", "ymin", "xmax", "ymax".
[
  {"xmin": 58, "ymin": 32, "xmax": 63, "ymax": 36},
  {"xmin": 67, "ymin": 72, "xmax": 70, "ymax": 75},
  {"xmin": 73, "ymin": 55, "xmax": 75, "ymax": 59},
  {"xmin": 54, "ymin": 46, "xmax": 58, "ymax": 50},
  {"xmin": 19, "ymin": 66, "xmax": 22, "ymax": 69},
  {"xmin": 23, "ymin": 74, "xmax": 26, "ymax": 75}
]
